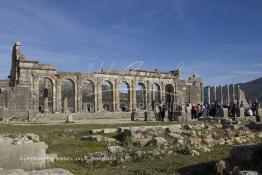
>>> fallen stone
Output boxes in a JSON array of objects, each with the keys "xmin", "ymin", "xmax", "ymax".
[
  {"xmin": 81, "ymin": 135, "xmax": 116, "ymax": 143},
  {"xmin": 107, "ymin": 146, "xmax": 124, "ymax": 154}
]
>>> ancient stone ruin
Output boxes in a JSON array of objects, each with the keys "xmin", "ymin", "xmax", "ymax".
[{"xmin": 0, "ymin": 42, "xmax": 203, "ymax": 121}]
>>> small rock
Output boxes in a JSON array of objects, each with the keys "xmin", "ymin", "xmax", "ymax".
[{"xmin": 108, "ymin": 146, "xmax": 124, "ymax": 154}]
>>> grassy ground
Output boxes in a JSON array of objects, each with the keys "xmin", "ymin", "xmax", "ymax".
[{"xmin": 0, "ymin": 122, "xmax": 260, "ymax": 175}]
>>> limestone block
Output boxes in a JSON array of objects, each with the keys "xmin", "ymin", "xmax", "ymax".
[{"xmin": 0, "ymin": 142, "xmax": 48, "ymax": 171}]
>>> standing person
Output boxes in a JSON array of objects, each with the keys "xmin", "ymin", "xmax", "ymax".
[
  {"xmin": 161, "ymin": 103, "xmax": 166, "ymax": 122},
  {"xmin": 231, "ymin": 101, "xmax": 237, "ymax": 121},
  {"xmin": 155, "ymin": 105, "xmax": 160, "ymax": 121},
  {"xmin": 191, "ymin": 104, "xmax": 197, "ymax": 120}
]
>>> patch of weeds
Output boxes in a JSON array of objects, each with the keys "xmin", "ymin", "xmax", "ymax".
[
  {"xmin": 162, "ymin": 154, "xmax": 178, "ymax": 174},
  {"xmin": 111, "ymin": 151, "xmax": 123, "ymax": 166},
  {"xmin": 179, "ymin": 144, "xmax": 192, "ymax": 155},
  {"xmin": 132, "ymin": 169, "xmax": 153, "ymax": 175}
]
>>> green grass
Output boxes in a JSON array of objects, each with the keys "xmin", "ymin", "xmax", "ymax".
[{"xmin": 0, "ymin": 122, "xmax": 259, "ymax": 175}]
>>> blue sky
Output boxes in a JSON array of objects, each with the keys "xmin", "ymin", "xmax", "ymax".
[{"xmin": 0, "ymin": 0, "xmax": 262, "ymax": 85}]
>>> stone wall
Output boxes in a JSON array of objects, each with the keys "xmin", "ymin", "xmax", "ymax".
[{"xmin": 0, "ymin": 42, "xmax": 204, "ymax": 120}]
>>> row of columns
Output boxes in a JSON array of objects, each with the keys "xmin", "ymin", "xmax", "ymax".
[
  {"xmin": 35, "ymin": 76, "xmax": 176, "ymax": 113},
  {"xmin": 204, "ymin": 84, "xmax": 241, "ymax": 105}
]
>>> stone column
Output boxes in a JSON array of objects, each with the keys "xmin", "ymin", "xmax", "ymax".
[
  {"xmin": 112, "ymin": 82, "xmax": 116, "ymax": 112},
  {"xmin": 211, "ymin": 86, "xmax": 216, "ymax": 103},
  {"xmin": 52, "ymin": 79, "xmax": 56, "ymax": 113},
  {"xmin": 219, "ymin": 85, "xmax": 223, "ymax": 105},
  {"xmin": 236, "ymin": 85, "xmax": 241, "ymax": 101},
  {"xmin": 94, "ymin": 81, "xmax": 98, "ymax": 112},
  {"xmin": 205, "ymin": 86, "xmax": 211, "ymax": 105},
  {"xmin": 43, "ymin": 78, "xmax": 49, "ymax": 112},
  {"xmin": 97, "ymin": 79, "xmax": 103, "ymax": 111},
  {"xmin": 128, "ymin": 83, "xmax": 133, "ymax": 111},
  {"xmin": 56, "ymin": 79, "xmax": 62, "ymax": 112},
  {"xmin": 230, "ymin": 84, "xmax": 235, "ymax": 103},
  {"xmin": 224, "ymin": 84, "xmax": 230, "ymax": 105},
  {"xmin": 161, "ymin": 83, "xmax": 166, "ymax": 104},
  {"xmin": 147, "ymin": 81, "xmax": 152, "ymax": 110},
  {"xmin": 77, "ymin": 78, "xmax": 82, "ymax": 112},
  {"xmin": 132, "ymin": 80, "xmax": 136, "ymax": 111},
  {"xmin": 115, "ymin": 80, "xmax": 120, "ymax": 111}
]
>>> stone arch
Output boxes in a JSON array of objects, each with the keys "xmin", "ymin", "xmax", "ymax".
[
  {"xmin": 136, "ymin": 81, "xmax": 146, "ymax": 110},
  {"xmin": 152, "ymin": 83, "xmax": 161, "ymax": 107},
  {"xmin": 61, "ymin": 78, "xmax": 75, "ymax": 113},
  {"xmin": 119, "ymin": 80, "xmax": 131, "ymax": 112},
  {"xmin": 102, "ymin": 80, "xmax": 114, "ymax": 112},
  {"xmin": 81, "ymin": 79, "xmax": 95, "ymax": 112},
  {"xmin": 37, "ymin": 77, "xmax": 53, "ymax": 113}
]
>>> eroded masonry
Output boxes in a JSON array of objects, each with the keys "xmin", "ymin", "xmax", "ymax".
[
  {"xmin": 0, "ymin": 42, "xmax": 205, "ymax": 120},
  {"xmin": 0, "ymin": 42, "xmax": 248, "ymax": 121}
]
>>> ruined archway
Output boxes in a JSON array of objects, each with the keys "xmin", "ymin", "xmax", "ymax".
[
  {"xmin": 136, "ymin": 82, "xmax": 146, "ymax": 110},
  {"xmin": 152, "ymin": 83, "xmax": 161, "ymax": 107},
  {"xmin": 38, "ymin": 77, "xmax": 53, "ymax": 113},
  {"xmin": 82, "ymin": 79, "xmax": 95, "ymax": 112},
  {"xmin": 102, "ymin": 80, "xmax": 113, "ymax": 111},
  {"xmin": 61, "ymin": 78, "xmax": 75, "ymax": 113},
  {"xmin": 119, "ymin": 81, "xmax": 130, "ymax": 112}
]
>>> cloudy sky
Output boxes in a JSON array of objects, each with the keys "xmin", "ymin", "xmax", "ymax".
[{"xmin": 0, "ymin": 0, "xmax": 261, "ymax": 85}]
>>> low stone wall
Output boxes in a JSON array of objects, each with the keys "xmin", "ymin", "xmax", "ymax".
[
  {"xmin": 33, "ymin": 111, "xmax": 155, "ymax": 121},
  {"xmin": 0, "ymin": 142, "xmax": 48, "ymax": 171}
]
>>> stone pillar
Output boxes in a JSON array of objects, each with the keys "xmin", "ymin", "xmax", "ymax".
[
  {"xmin": 77, "ymin": 78, "xmax": 82, "ymax": 112},
  {"xmin": 161, "ymin": 83, "xmax": 166, "ymax": 104},
  {"xmin": 224, "ymin": 84, "xmax": 230, "ymax": 105},
  {"xmin": 132, "ymin": 80, "xmax": 136, "ymax": 111},
  {"xmin": 236, "ymin": 85, "xmax": 241, "ymax": 101},
  {"xmin": 56, "ymin": 79, "xmax": 62, "ymax": 112},
  {"xmin": 97, "ymin": 79, "xmax": 103, "ymax": 111},
  {"xmin": 211, "ymin": 86, "xmax": 216, "ymax": 103},
  {"xmin": 147, "ymin": 81, "xmax": 152, "ymax": 110},
  {"xmin": 112, "ymin": 82, "xmax": 116, "ymax": 112},
  {"xmin": 52, "ymin": 79, "xmax": 56, "ymax": 113},
  {"xmin": 94, "ymin": 81, "xmax": 98, "ymax": 112},
  {"xmin": 230, "ymin": 84, "xmax": 235, "ymax": 104},
  {"xmin": 74, "ymin": 80, "xmax": 78, "ymax": 113},
  {"xmin": 205, "ymin": 86, "xmax": 210, "ymax": 105},
  {"xmin": 115, "ymin": 80, "xmax": 120, "ymax": 111},
  {"xmin": 219, "ymin": 85, "xmax": 223, "ymax": 105},
  {"xmin": 43, "ymin": 78, "xmax": 49, "ymax": 112},
  {"xmin": 128, "ymin": 83, "xmax": 133, "ymax": 111}
]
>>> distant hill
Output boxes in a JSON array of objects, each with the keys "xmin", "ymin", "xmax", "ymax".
[{"xmin": 238, "ymin": 77, "xmax": 262, "ymax": 104}]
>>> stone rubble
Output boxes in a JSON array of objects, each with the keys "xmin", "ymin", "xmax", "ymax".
[
  {"xmin": 83, "ymin": 122, "xmax": 261, "ymax": 165},
  {"xmin": 0, "ymin": 133, "xmax": 40, "ymax": 145}
]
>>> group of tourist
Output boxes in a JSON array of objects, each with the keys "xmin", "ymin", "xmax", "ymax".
[
  {"xmin": 153, "ymin": 100, "xmax": 261, "ymax": 124},
  {"xmin": 154, "ymin": 103, "xmax": 178, "ymax": 122}
]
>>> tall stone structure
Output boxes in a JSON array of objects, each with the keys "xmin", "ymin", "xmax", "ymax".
[
  {"xmin": 0, "ymin": 43, "xmax": 204, "ymax": 120},
  {"xmin": 204, "ymin": 84, "xmax": 249, "ymax": 107}
]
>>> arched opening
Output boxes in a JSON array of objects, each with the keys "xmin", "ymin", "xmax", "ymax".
[
  {"xmin": 38, "ymin": 77, "xmax": 53, "ymax": 113},
  {"xmin": 119, "ymin": 81, "xmax": 130, "ymax": 112},
  {"xmin": 61, "ymin": 78, "xmax": 75, "ymax": 113},
  {"xmin": 102, "ymin": 80, "xmax": 113, "ymax": 112},
  {"xmin": 165, "ymin": 84, "xmax": 174, "ymax": 105},
  {"xmin": 82, "ymin": 80, "xmax": 95, "ymax": 112},
  {"xmin": 152, "ymin": 83, "xmax": 161, "ymax": 108},
  {"xmin": 136, "ymin": 82, "xmax": 146, "ymax": 110}
]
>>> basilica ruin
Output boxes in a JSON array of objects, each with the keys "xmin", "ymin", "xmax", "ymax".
[{"xmin": 0, "ymin": 42, "xmax": 248, "ymax": 121}]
